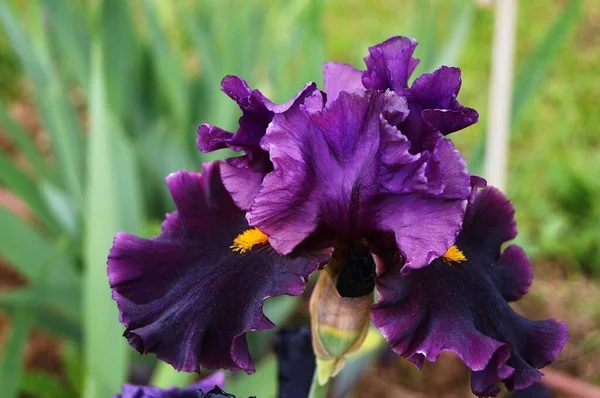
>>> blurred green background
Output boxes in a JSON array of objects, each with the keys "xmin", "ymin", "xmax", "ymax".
[{"xmin": 0, "ymin": 0, "xmax": 598, "ymax": 397}]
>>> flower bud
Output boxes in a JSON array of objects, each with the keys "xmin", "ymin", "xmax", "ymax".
[{"xmin": 309, "ymin": 263, "xmax": 373, "ymax": 384}]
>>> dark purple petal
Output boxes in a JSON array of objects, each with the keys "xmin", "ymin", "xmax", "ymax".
[
  {"xmin": 371, "ymin": 187, "xmax": 567, "ymax": 397},
  {"xmin": 407, "ymin": 66, "xmax": 479, "ymax": 136},
  {"xmin": 323, "ymin": 62, "xmax": 363, "ymax": 102},
  {"xmin": 410, "ymin": 66, "xmax": 463, "ymax": 109},
  {"xmin": 494, "ymin": 245, "xmax": 533, "ymax": 302},
  {"xmin": 113, "ymin": 372, "xmax": 225, "ymax": 398},
  {"xmin": 108, "ymin": 162, "xmax": 318, "ymax": 373},
  {"xmin": 249, "ymin": 89, "xmax": 471, "ymax": 271},
  {"xmin": 197, "ymin": 125, "xmax": 239, "ymax": 153},
  {"xmin": 461, "ymin": 186, "xmax": 517, "ymax": 255},
  {"xmin": 421, "ymin": 107, "xmax": 479, "ymax": 136},
  {"xmin": 362, "ymin": 36, "xmax": 419, "ymax": 91},
  {"xmin": 468, "ymin": 175, "xmax": 488, "ymax": 206}
]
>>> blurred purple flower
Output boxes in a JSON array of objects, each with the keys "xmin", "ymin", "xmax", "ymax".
[
  {"xmin": 274, "ymin": 327, "xmax": 315, "ymax": 398},
  {"xmin": 113, "ymin": 372, "xmax": 224, "ymax": 398}
]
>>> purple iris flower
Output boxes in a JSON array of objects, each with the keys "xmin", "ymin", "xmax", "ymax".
[
  {"xmin": 113, "ymin": 372, "xmax": 224, "ymax": 398},
  {"xmin": 107, "ymin": 36, "xmax": 566, "ymax": 397},
  {"xmin": 371, "ymin": 187, "xmax": 568, "ymax": 397}
]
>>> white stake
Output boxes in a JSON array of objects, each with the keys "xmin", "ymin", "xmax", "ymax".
[{"xmin": 484, "ymin": 0, "xmax": 518, "ymax": 191}]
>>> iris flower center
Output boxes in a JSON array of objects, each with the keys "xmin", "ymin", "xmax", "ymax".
[
  {"xmin": 231, "ymin": 227, "xmax": 269, "ymax": 253},
  {"xmin": 336, "ymin": 245, "xmax": 376, "ymax": 298},
  {"xmin": 442, "ymin": 245, "xmax": 466, "ymax": 264}
]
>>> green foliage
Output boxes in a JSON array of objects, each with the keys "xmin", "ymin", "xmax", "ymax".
[
  {"xmin": 0, "ymin": 1, "xmax": 325, "ymax": 396},
  {"xmin": 0, "ymin": 16, "xmax": 19, "ymax": 100},
  {"xmin": 19, "ymin": 370, "xmax": 77, "ymax": 398}
]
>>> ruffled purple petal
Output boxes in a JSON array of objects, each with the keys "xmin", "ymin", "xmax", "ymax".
[
  {"xmin": 357, "ymin": 38, "xmax": 478, "ymax": 150},
  {"xmin": 406, "ymin": 66, "xmax": 479, "ymax": 136},
  {"xmin": 373, "ymin": 193, "xmax": 467, "ymax": 272},
  {"xmin": 113, "ymin": 372, "xmax": 225, "ymax": 398},
  {"xmin": 323, "ymin": 62, "xmax": 363, "ymax": 102},
  {"xmin": 249, "ymin": 89, "xmax": 410, "ymax": 253},
  {"xmin": 371, "ymin": 187, "xmax": 567, "ymax": 397},
  {"xmin": 108, "ymin": 162, "xmax": 318, "ymax": 373},
  {"xmin": 410, "ymin": 66, "xmax": 463, "ymax": 109},
  {"xmin": 248, "ymin": 89, "xmax": 471, "ymax": 271},
  {"xmin": 197, "ymin": 77, "xmax": 318, "ymax": 210},
  {"xmin": 421, "ymin": 107, "xmax": 479, "ymax": 135},
  {"xmin": 362, "ymin": 36, "xmax": 419, "ymax": 91},
  {"xmin": 197, "ymin": 76, "xmax": 318, "ymax": 158}
]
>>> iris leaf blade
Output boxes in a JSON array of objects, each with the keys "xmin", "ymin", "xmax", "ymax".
[
  {"xmin": 149, "ymin": 362, "xmax": 195, "ymax": 389},
  {"xmin": 82, "ymin": 45, "xmax": 130, "ymax": 398},
  {"xmin": 0, "ymin": 305, "xmax": 33, "ymax": 398},
  {"xmin": 0, "ymin": 283, "xmax": 81, "ymax": 324},
  {"xmin": 39, "ymin": 0, "xmax": 90, "ymax": 89},
  {"xmin": 0, "ymin": 150, "xmax": 58, "ymax": 233},
  {"xmin": 19, "ymin": 370, "xmax": 77, "ymax": 398},
  {"xmin": 0, "ymin": 101, "xmax": 53, "ymax": 181},
  {"xmin": 0, "ymin": 207, "xmax": 77, "ymax": 286},
  {"xmin": 227, "ymin": 356, "xmax": 278, "ymax": 398},
  {"xmin": 0, "ymin": 3, "xmax": 85, "ymax": 206}
]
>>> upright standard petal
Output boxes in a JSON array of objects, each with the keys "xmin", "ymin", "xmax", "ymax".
[
  {"xmin": 197, "ymin": 76, "xmax": 318, "ymax": 210},
  {"xmin": 198, "ymin": 76, "xmax": 317, "ymax": 158},
  {"xmin": 248, "ymin": 89, "xmax": 471, "ymax": 270},
  {"xmin": 113, "ymin": 371, "xmax": 225, "ymax": 398},
  {"xmin": 323, "ymin": 62, "xmax": 363, "ymax": 102},
  {"xmin": 362, "ymin": 36, "xmax": 419, "ymax": 91},
  {"xmin": 108, "ymin": 162, "xmax": 319, "ymax": 373},
  {"xmin": 371, "ymin": 187, "xmax": 568, "ymax": 397},
  {"xmin": 404, "ymin": 66, "xmax": 479, "ymax": 147},
  {"xmin": 357, "ymin": 38, "xmax": 477, "ymax": 150}
]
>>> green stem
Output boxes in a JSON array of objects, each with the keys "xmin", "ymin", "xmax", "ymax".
[{"xmin": 308, "ymin": 371, "xmax": 328, "ymax": 398}]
